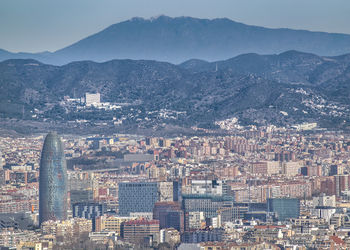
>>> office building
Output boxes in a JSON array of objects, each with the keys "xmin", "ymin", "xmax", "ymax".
[
  {"xmin": 0, "ymin": 150, "xmax": 4, "ymax": 185},
  {"xmin": 182, "ymin": 194, "xmax": 234, "ymax": 219},
  {"xmin": 217, "ymin": 205, "xmax": 249, "ymax": 223},
  {"xmin": 70, "ymin": 190, "xmax": 94, "ymax": 206},
  {"xmin": 267, "ymin": 198, "xmax": 300, "ymax": 221},
  {"xmin": 39, "ymin": 132, "xmax": 68, "ymax": 225},
  {"xmin": 118, "ymin": 182, "xmax": 158, "ymax": 216},
  {"xmin": 0, "ymin": 150, "xmax": 3, "ymax": 169},
  {"xmin": 121, "ymin": 219, "xmax": 160, "ymax": 243},
  {"xmin": 153, "ymin": 202, "xmax": 184, "ymax": 232}
]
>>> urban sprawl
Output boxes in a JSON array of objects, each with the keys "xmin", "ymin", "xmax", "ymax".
[{"xmin": 1, "ymin": 125, "xmax": 350, "ymax": 249}]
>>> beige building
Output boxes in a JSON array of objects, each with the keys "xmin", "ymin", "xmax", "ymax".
[
  {"xmin": 16, "ymin": 241, "xmax": 52, "ymax": 250},
  {"xmin": 282, "ymin": 161, "xmax": 303, "ymax": 176},
  {"xmin": 188, "ymin": 211, "xmax": 205, "ymax": 230},
  {"xmin": 122, "ymin": 219, "xmax": 159, "ymax": 243},
  {"xmin": 96, "ymin": 215, "xmax": 136, "ymax": 235},
  {"xmin": 159, "ymin": 181, "xmax": 177, "ymax": 202},
  {"xmin": 41, "ymin": 218, "xmax": 92, "ymax": 238}
]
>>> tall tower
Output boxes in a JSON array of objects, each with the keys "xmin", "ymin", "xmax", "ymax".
[
  {"xmin": 39, "ymin": 132, "xmax": 68, "ymax": 225},
  {"xmin": 0, "ymin": 150, "xmax": 4, "ymax": 185}
]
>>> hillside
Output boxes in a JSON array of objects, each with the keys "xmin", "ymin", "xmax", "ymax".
[{"xmin": 1, "ymin": 51, "xmax": 350, "ymax": 131}]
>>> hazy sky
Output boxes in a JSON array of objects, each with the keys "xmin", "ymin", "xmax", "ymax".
[{"xmin": 1, "ymin": 0, "xmax": 350, "ymax": 53}]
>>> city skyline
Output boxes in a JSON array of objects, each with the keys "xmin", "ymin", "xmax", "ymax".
[{"xmin": 1, "ymin": 127, "xmax": 350, "ymax": 248}]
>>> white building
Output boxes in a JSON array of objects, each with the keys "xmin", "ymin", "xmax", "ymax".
[
  {"xmin": 85, "ymin": 93, "xmax": 101, "ymax": 106},
  {"xmin": 313, "ymin": 194, "xmax": 336, "ymax": 207},
  {"xmin": 190, "ymin": 180, "xmax": 227, "ymax": 196}
]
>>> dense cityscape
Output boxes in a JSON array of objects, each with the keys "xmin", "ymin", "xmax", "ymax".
[
  {"xmin": 1, "ymin": 121, "xmax": 350, "ymax": 249},
  {"xmin": 2, "ymin": 1, "xmax": 350, "ymax": 250}
]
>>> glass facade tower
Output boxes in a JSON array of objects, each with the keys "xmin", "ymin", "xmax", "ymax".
[
  {"xmin": 118, "ymin": 182, "xmax": 158, "ymax": 216},
  {"xmin": 267, "ymin": 198, "xmax": 300, "ymax": 221},
  {"xmin": 39, "ymin": 132, "xmax": 68, "ymax": 225}
]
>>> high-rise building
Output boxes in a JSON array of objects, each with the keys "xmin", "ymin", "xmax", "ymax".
[
  {"xmin": 39, "ymin": 132, "xmax": 68, "ymax": 225},
  {"xmin": 118, "ymin": 182, "xmax": 158, "ymax": 216},
  {"xmin": 267, "ymin": 198, "xmax": 300, "ymax": 221},
  {"xmin": 153, "ymin": 202, "xmax": 184, "ymax": 232},
  {"xmin": 334, "ymin": 175, "xmax": 350, "ymax": 197},
  {"xmin": 0, "ymin": 150, "xmax": 4, "ymax": 186},
  {"xmin": 0, "ymin": 149, "xmax": 3, "ymax": 169}
]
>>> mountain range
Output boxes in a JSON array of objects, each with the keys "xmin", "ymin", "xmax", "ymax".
[
  {"xmin": 1, "ymin": 16, "xmax": 350, "ymax": 65},
  {"xmin": 1, "ymin": 50, "xmax": 350, "ymax": 131}
]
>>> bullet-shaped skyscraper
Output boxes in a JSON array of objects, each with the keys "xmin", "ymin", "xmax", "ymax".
[{"xmin": 39, "ymin": 132, "xmax": 68, "ymax": 225}]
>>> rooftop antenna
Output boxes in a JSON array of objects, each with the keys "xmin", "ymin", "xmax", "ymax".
[
  {"xmin": 267, "ymin": 188, "xmax": 271, "ymax": 222},
  {"xmin": 267, "ymin": 187, "xmax": 270, "ymax": 210},
  {"xmin": 248, "ymin": 176, "xmax": 251, "ymax": 212}
]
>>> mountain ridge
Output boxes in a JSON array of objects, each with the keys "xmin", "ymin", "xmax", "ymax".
[
  {"xmin": 1, "ymin": 50, "xmax": 350, "ymax": 131},
  {"xmin": 1, "ymin": 16, "xmax": 350, "ymax": 65}
]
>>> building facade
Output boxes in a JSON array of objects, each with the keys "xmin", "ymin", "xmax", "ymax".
[
  {"xmin": 72, "ymin": 202, "xmax": 106, "ymax": 231},
  {"xmin": 84, "ymin": 93, "xmax": 100, "ymax": 106},
  {"xmin": 118, "ymin": 182, "xmax": 158, "ymax": 216},
  {"xmin": 39, "ymin": 132, "xmax": 68, "ymax": 225},
  {"xmin": 122, "ymin": 219, "xmax": 160, "ymax": 243},
  {"xmin": 153, "ymin": 202, "xmax": 184, "ymax": 232},
  {"xmin": 267, "ymin": 198, "xmax": 300, "ymax": 221}
]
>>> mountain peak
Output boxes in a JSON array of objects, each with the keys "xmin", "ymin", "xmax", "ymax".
[
  {"xmin": 2, "ymin": 16, "xmax": 350, "ymax": 65},
  {"xmin": 150, "ymin": 15, "xmax": 173, "ymax": 21},
  {"xmin": 129, "ymin": 17, "xmax": 148, "ymax": 22}
]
